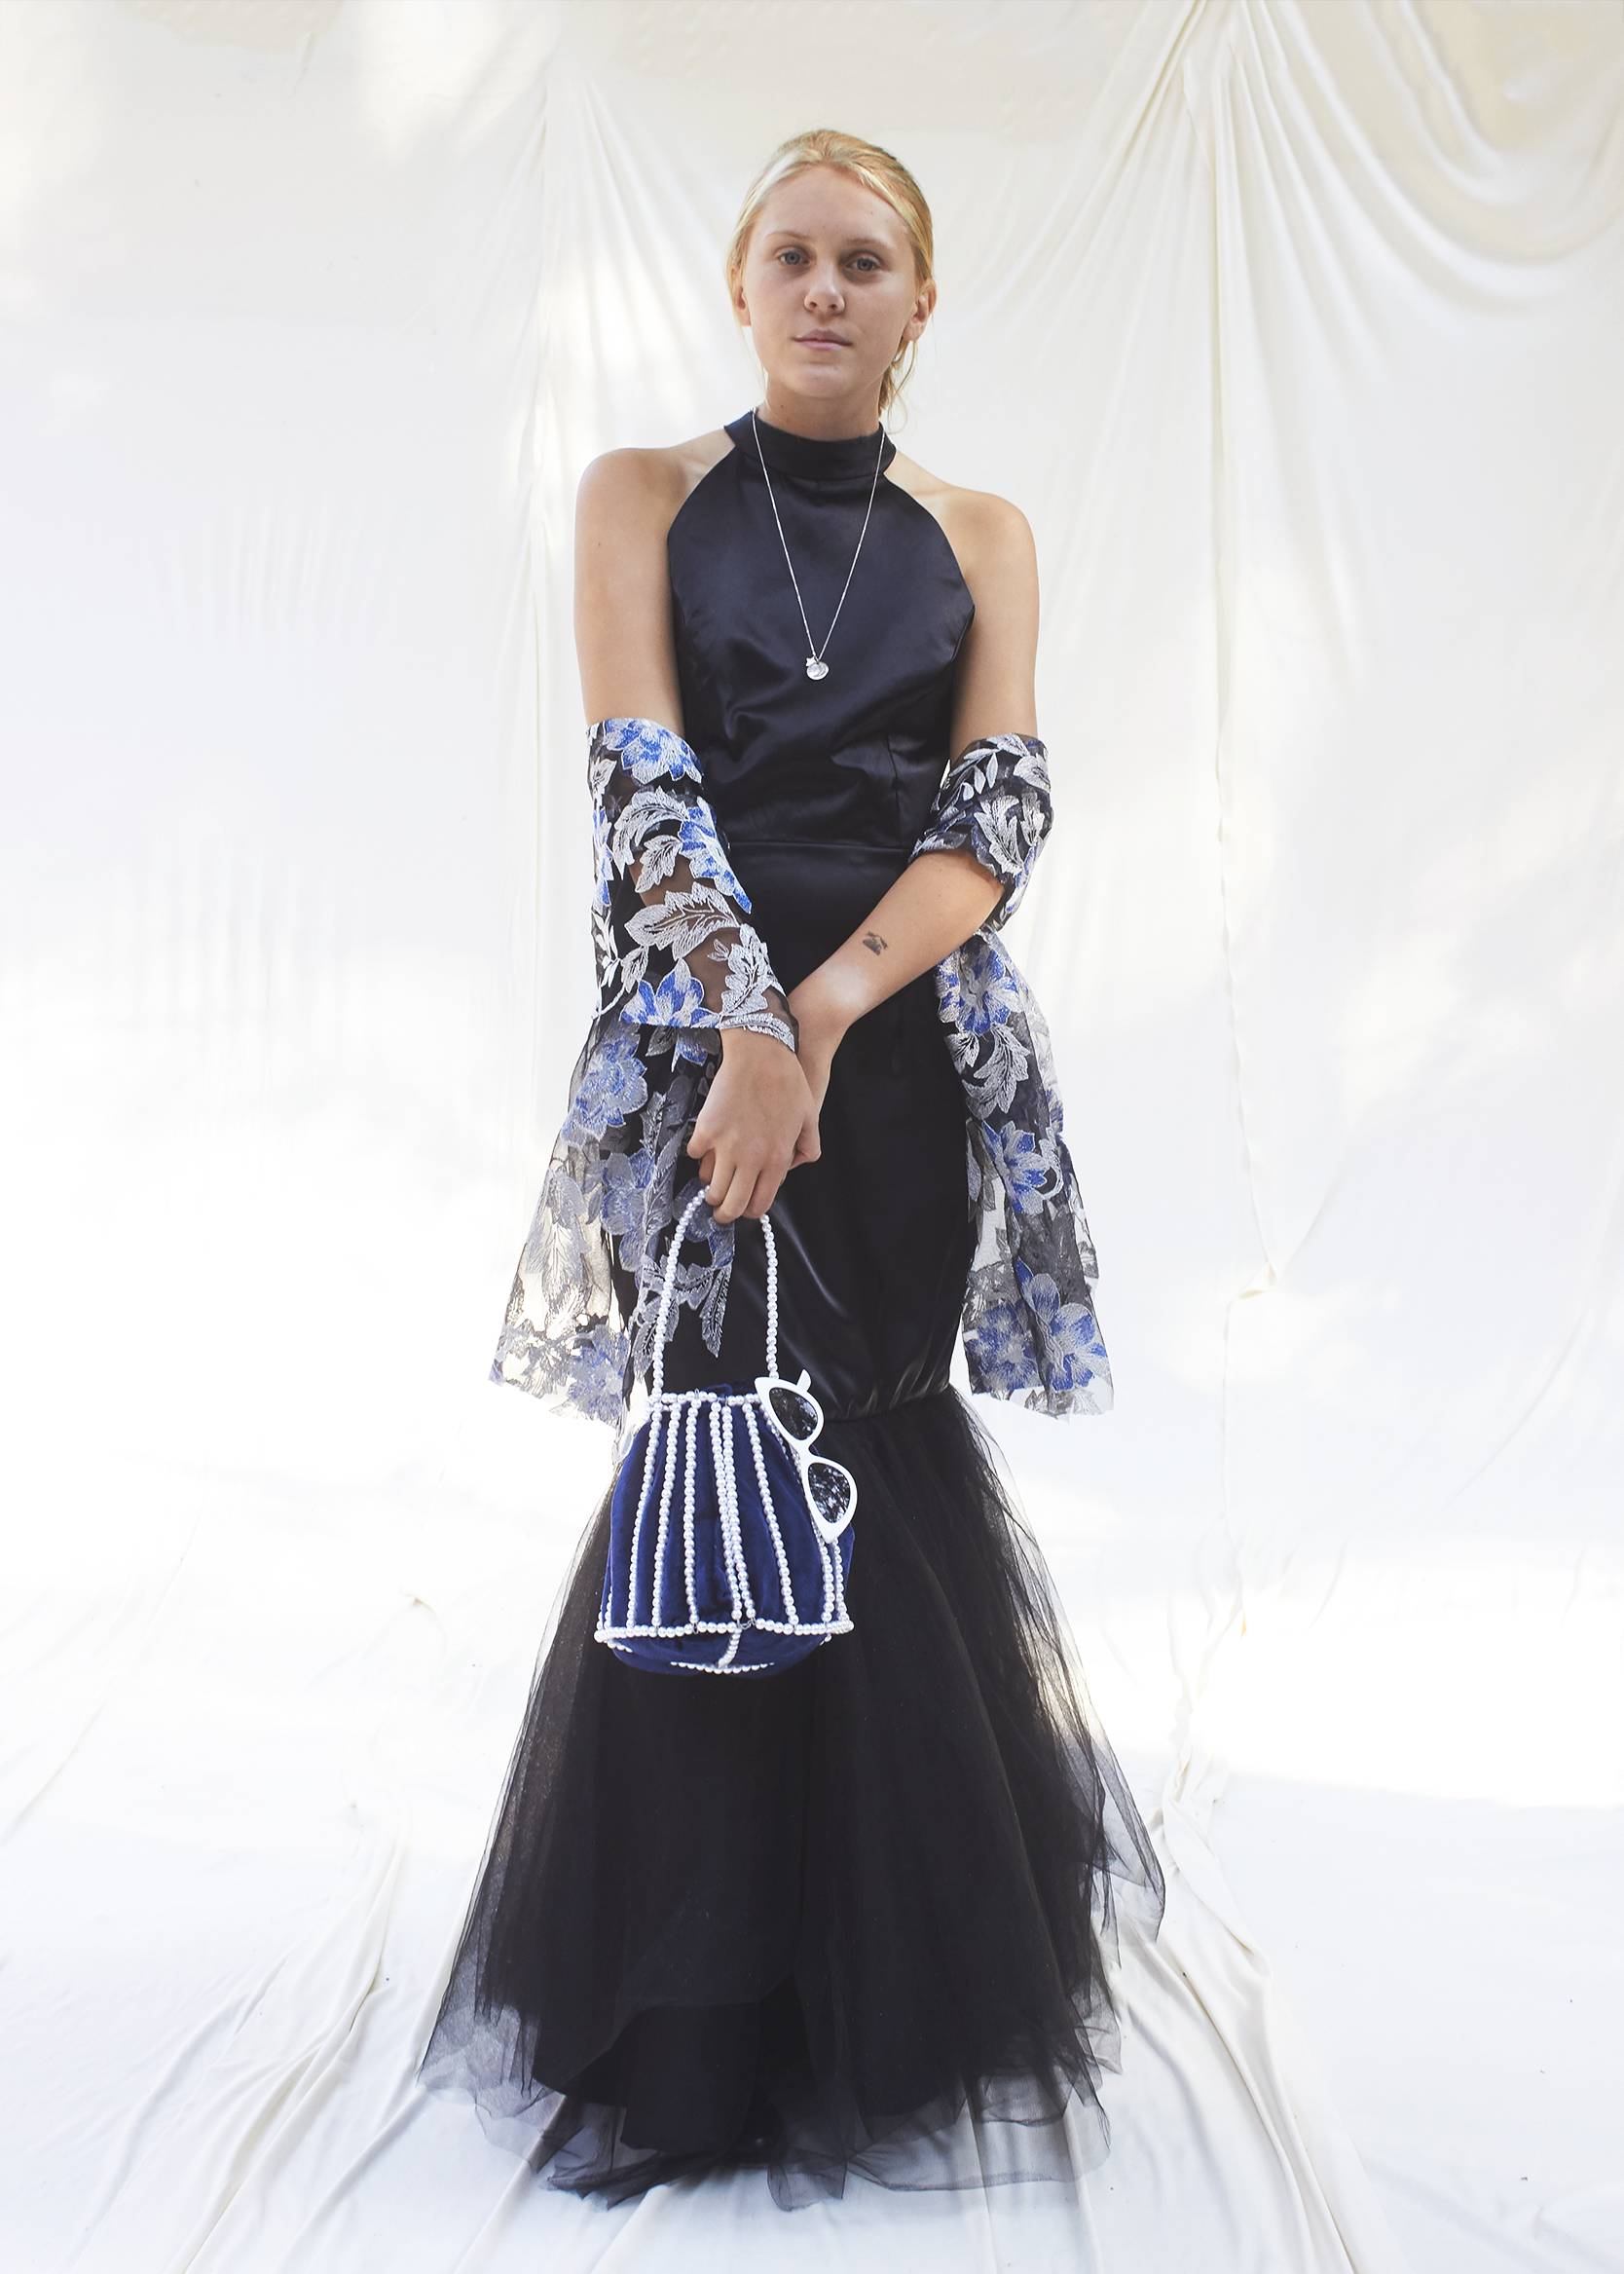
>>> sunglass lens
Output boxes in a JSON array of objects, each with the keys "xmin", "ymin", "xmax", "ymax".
[
  {"xmin": 768, "ymin": 1385, "xmax": 820, "ymax": 1441},
  {"xmin": 805, "ymin": 1457, "xmax": 856, "ymax": 1528}
]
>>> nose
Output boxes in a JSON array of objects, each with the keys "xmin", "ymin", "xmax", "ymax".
[{"xmin": 802, "ymin": 261, "xmax": 845, "ymax": 311}]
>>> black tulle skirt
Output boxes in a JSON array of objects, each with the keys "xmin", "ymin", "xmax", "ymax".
[
  {"xmin": 421, "ymin": 1387, "xmax": 1162, "ymax": 2208},
  {"xmin": 425, "ymin": 841, "xmax": 1160, "ymax": 2205}
]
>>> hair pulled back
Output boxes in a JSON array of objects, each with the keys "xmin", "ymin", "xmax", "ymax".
[{"xmin": 726, "ymin": 129, "xmax": 935, "ymax": 417}]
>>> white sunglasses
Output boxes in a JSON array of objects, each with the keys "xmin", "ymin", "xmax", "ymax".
[{"xmin": 755, "ymin": 1369, "xmax": 858, "ymax": 1542}]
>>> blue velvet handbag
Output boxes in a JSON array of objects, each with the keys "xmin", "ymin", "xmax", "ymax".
[{"xmin": 596, "ymin": 1188, "xmax": 857, "ymax": 1677}]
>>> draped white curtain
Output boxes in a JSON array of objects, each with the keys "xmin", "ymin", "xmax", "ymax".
[{"xmin": 3, "ymin": 5, "xmax": 1620, "ymax": 2269}]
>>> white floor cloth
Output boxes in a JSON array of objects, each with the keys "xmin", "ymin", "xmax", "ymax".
[{"xmin": 3, "ymin": 4, "xmax": 1621, "ymax": 2270}]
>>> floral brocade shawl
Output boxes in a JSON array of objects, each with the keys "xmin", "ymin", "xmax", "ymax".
[{"xmin": 493, "ymin": 717, "xmax": 1111, "ymax": 1429}]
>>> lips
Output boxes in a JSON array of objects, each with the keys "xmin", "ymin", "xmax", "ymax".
[{"xmin": 797, "ymin": 333, "xmax": 847, "ymax": 346}]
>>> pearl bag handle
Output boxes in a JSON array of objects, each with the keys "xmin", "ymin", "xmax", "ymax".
[{"xmin": 649, "ymin": 1186, "xmax": 779, "ymax": 1402}]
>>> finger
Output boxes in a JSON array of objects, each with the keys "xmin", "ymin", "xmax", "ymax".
[
  {"xmin": 792, "ymin": 1110, "xmax": 821, "ymax": 1169},
  {"xmin": 710, "ymin": 1161, "xmax": 758, "ymax": 1225},
  {"xmin": 746, "ymin": 1164, "xmax": 784, "ymax": 1219}
]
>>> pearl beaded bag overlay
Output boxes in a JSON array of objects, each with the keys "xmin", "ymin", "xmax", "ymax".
[{"xmin": 596, "ymin": 1187, "xmax": 858, "ymax": 1677}]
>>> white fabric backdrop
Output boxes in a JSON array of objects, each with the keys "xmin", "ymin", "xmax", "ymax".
[{"xmin": 3, "ymin": 3, "xmax": 1621, "ymax": 2269}]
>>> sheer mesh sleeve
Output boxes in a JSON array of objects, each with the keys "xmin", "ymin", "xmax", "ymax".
[
  {"xmin": 911, "ymin": 732, "xmax": 1111, "ymax": 1417},
  {"xmin": 590, "ymin": 717, "xmax": 796, "ymax": 1051},
  {"xmin": 909, "ymin": 734, "xmax": 1053, "ymax": 927}
]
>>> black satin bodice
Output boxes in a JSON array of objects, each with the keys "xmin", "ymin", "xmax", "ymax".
[
  {"xmin": 668, "ymin": 413, "xmax": 975, "ymax": 861},
  {"xmin": 653, "ymin": 414, "xmax": 979, "ymax": 1422}
]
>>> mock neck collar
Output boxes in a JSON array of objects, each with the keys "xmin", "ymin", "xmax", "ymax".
[{"xmin": 728, "ymin": 410, "xmax": 897, "ymax": 487}]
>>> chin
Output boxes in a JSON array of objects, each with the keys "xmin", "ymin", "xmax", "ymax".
[{"xmin": 779, "ymin": 360, "xmax": 864, "ymax": 395}]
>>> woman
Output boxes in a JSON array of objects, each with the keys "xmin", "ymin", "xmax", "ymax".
[{"xmin": 423, "ymin": 128, "xmax": 1161, "ymax": 2210}]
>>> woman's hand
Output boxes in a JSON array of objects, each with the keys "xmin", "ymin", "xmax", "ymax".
[
  {"xmin": 784, "ymin": 972, "xmax": 855, "ymax": 1117},
  {"xmin": 687, "ymin": 1030, "xmax": 819, "ymax": 1223}
]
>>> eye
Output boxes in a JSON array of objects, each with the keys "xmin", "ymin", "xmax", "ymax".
[
  {"xmin": 847, "ymin": 254, "xmax": 881, "ymax": 274},
  {"xmin": 776, "ymin": 247, "xmax": 809, "ymax": 268}
]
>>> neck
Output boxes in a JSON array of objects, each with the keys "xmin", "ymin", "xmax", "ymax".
[{"xmin": 757, "ymin": 381, "xmax": 884, "ymax": 441}]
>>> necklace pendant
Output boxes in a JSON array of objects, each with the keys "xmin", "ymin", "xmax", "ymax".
[{"xmin": 805, "ymin": 656, "xmax": 829, "ymax": 681}]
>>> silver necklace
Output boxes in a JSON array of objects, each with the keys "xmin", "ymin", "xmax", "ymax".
[{"xmin": 752, "ymin": 410, "xmax": 887, "ymax": 682}]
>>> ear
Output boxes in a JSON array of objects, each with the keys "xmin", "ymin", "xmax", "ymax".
[{"xmin": 902, "ymin": 275, "xmax": 937, "ymax": 347}]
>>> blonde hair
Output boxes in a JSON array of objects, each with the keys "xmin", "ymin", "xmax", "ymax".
[{"xmin": 725, "ymin": 130, "xmax": 935, "ymax": 417}]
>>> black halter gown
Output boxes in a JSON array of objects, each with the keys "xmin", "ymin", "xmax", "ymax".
[{"xmin": 422, "ymin": 415, "xmax": 1161, "ymax": 2209}]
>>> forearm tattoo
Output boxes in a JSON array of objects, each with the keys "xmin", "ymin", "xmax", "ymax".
[{"xmin": 862, "ymin": 931, "xmax": 888, "ymax": 956}]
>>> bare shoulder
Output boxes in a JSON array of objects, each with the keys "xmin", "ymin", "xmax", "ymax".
[
  {"xmin": 884, "ymin": 451, "xmax": 1036, "ymax": 603},
  {"xmin": 576, "ymin": 429, "xmax": 736, "ymax": 543}
]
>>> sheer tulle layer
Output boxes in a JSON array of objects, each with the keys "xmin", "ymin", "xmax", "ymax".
[{"xmin": 420, "ymin": 1390, "xmax": 1162, "ymax": 2208}]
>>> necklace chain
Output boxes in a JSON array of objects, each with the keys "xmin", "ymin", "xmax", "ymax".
[{"xmin": 752, "ymin": 410, "xmax": 887, "ymax": 682}]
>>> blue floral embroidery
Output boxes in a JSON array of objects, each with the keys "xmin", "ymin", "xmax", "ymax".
[
  {"xmin": 1016, "ymin": 1259, "xmax": 1107, "ymax": 1396},
  {"xmin": 606, "ymin": 713, "xmax": 704, "ymax": 788},
  {"xmin": 585, "ymin": 720, "xmax": 788, "ymax": 1050},
  {"xmin": 911, "ymin": 734, "xmax": 1053, "ymax": 923},
  {"xmin": 961, "ymin": 1296, "xmax": 1037, "ymax": 1403},
  {"xmin": 562, "ymin": 1029, "xmax": 648, "ymax": 1142},
  {"xmin": 598, "ymin": 1145, "xmax": 653, "ymax": 1242},
  {"xmin": 493, "ymin": 720, "xmax": 1112, "ymax": 1425},
  {"xmin": 625, "ymin": 963, "xmax": 708, "ymax": 1030},
  {"xmin": 678, "ymin": 809, "xmax": 751, "ymax": 897},
  {"xmin": 983, "ymin": 1121, "xmax": 1066, "ymax": 1215},
  {"xmin": 936, "ymin": 923, "xmax": 1107, "ymax": 1412}
]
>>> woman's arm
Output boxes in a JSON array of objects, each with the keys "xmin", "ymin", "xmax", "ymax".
[
  {"xmin": 788, "ymin": 493, "xmax": 1041, "ymax": 1106},
  {"xmin": 575, "ymin": 450, "xmax": 687, "ymax": 728},
  {"xmin": 789, "ymin": 851, "xmax": 1001, "ymax": 1109},
  {"xmin": 575, "ymin": 449, "xmax": 817, "ymax": 1225}
]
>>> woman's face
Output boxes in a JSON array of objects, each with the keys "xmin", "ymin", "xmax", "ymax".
[{"xmin": 736, "ymin": 165, "xmax": 934, "ymax": 422}]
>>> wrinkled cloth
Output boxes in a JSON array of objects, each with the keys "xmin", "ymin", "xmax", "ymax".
[{"xmin": 493, "ymin": 716, "xmax": 1110, "ymax": 1427}]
